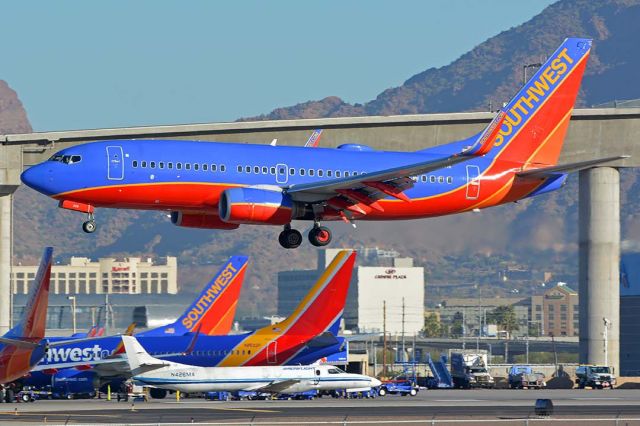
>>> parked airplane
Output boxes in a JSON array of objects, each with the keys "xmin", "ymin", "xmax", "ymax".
[
  {"xmin": 22, "ymin": 38, "xmax": 618, "ymax": 249},
  {"xmin": 20, "ymin": 255, "xmax": 248, "ymax": 395},
  {"xmin": 30, "ymin": 250, "xmax": 355, "ymax": 380},
  {"xmin": 123, "ymin": 335, "xmax": 380, "ymax": 395}
]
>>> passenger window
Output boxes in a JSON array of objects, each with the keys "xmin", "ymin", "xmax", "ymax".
[
  {"xmin": 185, "ymin": 163, "xmax": 191, "ymax": 170},
  {"xmin": 429, "ymin": 176, "xmax": 436, "ymax": 183},
  {"xmin": 352, "ymin": 171, "xmax": 358, "ymax": 176},
  {"xmin": 245, "ymin": 166, "xmax": 251, "ymax": 173},
  {"xmin": 141, "ymin": 161, "xmax": 147, "ymax": 168},
  {"xmin": 447, "ymin": 176, "xmax": 453, "ymax": 184},
  {"xmin": 262, "ymin": 166, "xmax": 268, "ymax": 174},
  {"xmin": 289, "ymin": 168, "xmax": 295, "ymax": 176},
  {"xmin": 421, "ymin": 175, "xmax": 427, "ymax": 182},
  {"xmin": 132, "ymin": 160, "xmax": 138, "ymax": 168},
  {"xmin": 220, "ymin": 165, "xmax": 226, "ymax": 172},
  {"xmin": 309, "ymin": 169, "xmax": 315, "ymax": 176},
  {"xmin": 168, "ymin": 162, "xmax": 173, "ymax": 169},
  {"xmin": 202, "ymin": 164, "xmax": 207, "ymax": 171},
  {"xmin": 300, "ymin": 169, "xmax": 306, "ymax": 176},
  {"xmin": 438, "ymin": 176, "xmax": 444, "ymax": 183},
  {"xmin": 327, "ymin": 170, "xmax": 332, "ymax": 177},
  {"xmin": 254, "ymin": 166, "xmax": 260, "ymax": 174},
  {"xmin": 270, "ymin": 167, "xmax": 276, "ymax": 175},
  {"xmin": 159, "ymin": 162, "xmax": 164, "ymax": 169},
  {"xmin": 318, "ymin": 170, "xmax": 323, "ymax": 177},
  {"xmin": 237, "ymin": 165, "xmax": 242, "ymax": 173},
  {"xmin": 336, "ymin": 171, "xmax": 341, "ymax": 177},
  {"xmin": 150, "ymin": 161, "xmax": 156, "ymax": 169},
  {"xmin": 211, "ymin": 164, "xmax": 217, "ymax": 172},
  {"xmin": 177, "ymin": 163, "xmax": 182, "ymax": 170},
  {"xmin": 344, "ymin": 171, "xmax": 350, "ymax": 177},
  {"xmin": 194, "ymin": 163, "xmax": 199, "ymax": 171}
]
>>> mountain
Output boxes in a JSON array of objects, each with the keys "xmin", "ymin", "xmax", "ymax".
[{"xmin": 4, "ymin": 0, "xmax": 640, "ymax": 318}]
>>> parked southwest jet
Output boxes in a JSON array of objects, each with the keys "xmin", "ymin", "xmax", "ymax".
[
  {"xmin": 21, "ymin": 256, "xmax": 248, "ymax": 395},
  {"xmin": 31, "ymin": 251, "xmax": 355, "ymax": 381},
  {"xmin": 123, "ymin": 335, "xmax": 380, "ymax": 395},
  {"xmin": 21, "ymin": 39, "xmax": 615, "ymax": 249}
]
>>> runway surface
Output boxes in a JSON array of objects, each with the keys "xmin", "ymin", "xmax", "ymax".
[{"xmin": 2, "ymin": 389, "xmax": 640, "ymax": 424}]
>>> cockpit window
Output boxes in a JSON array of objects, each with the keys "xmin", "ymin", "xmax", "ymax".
[
  {"xmin": 328, "ymin": 368, "xmax": 343, "ymax": 374},
  {"xmin": 50, "ymin": 154, "xmax": 82, "ymax": 164}
]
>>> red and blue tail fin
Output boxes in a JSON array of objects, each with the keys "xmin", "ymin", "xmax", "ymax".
[
  {"xmin": 489, "ymin": 37, "xmax": 592, "ymax": 166},
  {"xmin": 137, "ymin": 256, "xmax": 248, "ymax": 337},
  {"xmin": 7, "ymin": 247, "xmax": 53, "ymax": 340}
]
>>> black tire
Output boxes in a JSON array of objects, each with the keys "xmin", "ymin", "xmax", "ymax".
[
  {"xmin": 149, "ymin": 388, "xmax": 167, "ymax": 399},
  {"xmin": 82, "ymin": 220, "xmax": 96, "ymax": 233},
  {"xmin": 309, "ymin": 226, "xmax": 332, "ymax": 247},
  {"xmin": 5, "ymin": 390, "xmax": 14, "ymax": 403},
  {"xmin": 279, "ymin": 229, "xmax": 302, "ymax": 249}
]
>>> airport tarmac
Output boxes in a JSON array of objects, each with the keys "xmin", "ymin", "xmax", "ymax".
[{"xmin": 2, "ymin": 389, "xmax": 640, "ymax": 424}]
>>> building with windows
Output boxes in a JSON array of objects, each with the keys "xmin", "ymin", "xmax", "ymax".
[
  {"xmin": 530, "ymin": 283, "xmax": 579, "ymax": 337},
  {"xmin": 12, "ymin": 256, "xmax": 177, "ymax": 295},
  {"xmin": 278, "ymin": 248, "xmax": 424, "ymax": 335}
]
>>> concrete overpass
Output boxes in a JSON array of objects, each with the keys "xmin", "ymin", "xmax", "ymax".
[{"xmin": 2, "ymin": 107, "xmax": 640, "ymax": 373}]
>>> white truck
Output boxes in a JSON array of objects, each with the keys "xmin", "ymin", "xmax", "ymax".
[
  {"xmin": 575, "ymin": 365, "xmax": 616, "ymax": 389},
  {"xmin": 450, "ymin": 350, "xmax": 495, "ymax": 389}
]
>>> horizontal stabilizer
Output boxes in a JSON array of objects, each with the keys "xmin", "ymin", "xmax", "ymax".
[
  {"xmin": 517, "ymin": 156, "xmax": 629, "ymax": 178},
  {"xmin": 0, "ymin": 337, "xmax": 39, "ymax": 349},
  {"xmin": 306, "ymin": 331, "xmax": 340, "ymax": 348}
]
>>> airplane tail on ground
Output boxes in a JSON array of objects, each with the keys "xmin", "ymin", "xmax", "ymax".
[
  {"xmin": 137, "ymin": 256, "xmax": 248, "ymax": 337},
  {"xmin": 6, "ymin": 247, "xmax": 53, "ymax": 341}
]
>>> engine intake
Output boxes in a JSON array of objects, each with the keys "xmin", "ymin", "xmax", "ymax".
[
  {"xmin": 171, "ymin": 211, "xmax": 239, "ymax": 229},
  {"xmin": 219, "ymin": 188, "xmax": 297, "ymax": 225}
]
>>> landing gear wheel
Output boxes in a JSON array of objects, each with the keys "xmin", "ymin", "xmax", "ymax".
[
  {"xmin": 279, "ymin": 228, "xmax": 303, "ymax": 249},
  {"xmin": 82, "ymin": 220, "xmax": 96, "ymax": 233},
  {"xmin": 309, "ymin": 226, "xmax": 332, "ymax": 247}
]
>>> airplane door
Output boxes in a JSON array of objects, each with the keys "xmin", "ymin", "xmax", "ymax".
[
  {"xmin": 275, "ymin": 163, "xmax": 288, "ymax": 184},
  {"xmin": 267, "ymin": 341, "xmax": 277, "ymax": 364},
  {"xmin": 465, "ymin": 165, "xmax": 481, "ymax": 200},
  {"xmin": 313, "ymin": 369, "xmax": 321, "ymax": 385},
  {"xmin": 106, "ymin": 146, "xmax": 124, "ymax": 180}
]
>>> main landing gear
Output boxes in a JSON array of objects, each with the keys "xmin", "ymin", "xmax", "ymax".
[
  {"xmin": 82, "ymin": 213, "xmax": 97, "ymax": 234},
  {"xmin": 278, "ymin": 223, "xmax": 333, "ymax": 249}
]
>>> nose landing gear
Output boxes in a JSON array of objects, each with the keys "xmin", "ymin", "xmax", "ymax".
[{"xmin": 82, "ymin": 213, "xmax": 97, "ymax": 234}]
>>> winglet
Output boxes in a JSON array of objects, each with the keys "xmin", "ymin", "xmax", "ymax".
[
  {"xmin": 7, "ymin": 247, "xmax": 53, "ymax": 341},
  {"xmin": 137, "ymin": 256, "xmax": 248, "ymax": 337}
]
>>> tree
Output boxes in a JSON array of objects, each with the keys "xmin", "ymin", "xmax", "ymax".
[
  {"xmin": 450, "ymin": 311, "xmax": 464, "ymax": 338},
  {"xmin": 423, "ymin": 313, "xmax": 442, "ymax": 337},
  {"xmin": 487, "ymin": 305, "xmax": 519, "ymax": 337}
]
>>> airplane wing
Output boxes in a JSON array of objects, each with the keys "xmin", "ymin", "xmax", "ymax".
[
  {"xmin": 516, "ymin": 156, "xmax": 629, "ymax": 179},
  {"xmin": 0, "ymin": 337, "xmax": 39, "ymax": 349},
  {"xmin": 244, "ymin": 379, "xmax": 300, "ymax": 394},
  {"xmin": 285, "ymin": 111, "xmax": 504, "ymax": 215}
]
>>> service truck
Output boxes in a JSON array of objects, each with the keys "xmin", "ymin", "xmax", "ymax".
[
  {"xmin": 508, "ymin": 365, "xmax": 546, "ymax": 389},
  {"xmin": 575, "ymin": 365, "xmax": 616, "ymax": 389},
  {"xmin": 450, "ymin": 350, "xmax": 495, "ymax": 389}
]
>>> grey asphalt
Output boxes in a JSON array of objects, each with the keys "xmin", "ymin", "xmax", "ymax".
[{"xmin": 2, "ymin": 389, "xmax": 640, "ymax": 424}]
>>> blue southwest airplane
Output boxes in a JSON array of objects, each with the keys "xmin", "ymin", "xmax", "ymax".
[
  {"xmin": 21, "ymin": 38, "xmax": 620, "ymax": 249},
  {"xmin": 29, "ymin": 250, "xmax": 355, "ymax": 389},
  {"xmin": 20, "ymin": 255, "xmax": 248, "ymax": 395}
]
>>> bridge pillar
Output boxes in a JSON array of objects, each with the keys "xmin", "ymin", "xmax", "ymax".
[
  {"xmin": 0, "ymin": 195, "xmax": 11, "ymax": 335},
  {"xmin": 579, "ymin": 167, "xmax": 620, "ymax": 374}
]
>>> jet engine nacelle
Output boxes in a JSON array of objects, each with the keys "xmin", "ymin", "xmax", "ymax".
[
  {"xmin": 219, "ymin": 187, "xmax": 298, "ymax": 225},
  {"xmin": 171, "ymin": 211, "xmax": 239, "ymax": 230}
]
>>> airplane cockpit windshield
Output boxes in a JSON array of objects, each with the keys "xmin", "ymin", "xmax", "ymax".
[
  {"xmin": 327, "ymin": 368, "xmax": 346, "ymax": 374},
  {"xmin": 49, "ymin": 154, "xmax": 82, "ymax": 164}
]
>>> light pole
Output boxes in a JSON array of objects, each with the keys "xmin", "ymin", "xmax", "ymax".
[
  {"xmin": 522, "ymin": 63, "xmax": 542, "ymax": 85},
  {"xmin": 67, "ymin": 296, "xmax": 77, "ymax": 334},
  {"xmin": 603, "ymin": 317, "xmax": 611, "ymax": 367}
]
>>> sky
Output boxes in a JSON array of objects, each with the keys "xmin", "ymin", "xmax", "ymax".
[{"xmin": 1, "ymin": 1, "xmax": 557, "ymax": 132}]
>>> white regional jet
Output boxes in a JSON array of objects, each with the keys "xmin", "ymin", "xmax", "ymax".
[{"xmin": 123, "ymin": 336, "xmax": 381, "ymax": 395}]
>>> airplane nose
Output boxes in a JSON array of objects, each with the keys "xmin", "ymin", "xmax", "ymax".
[
  {"xmin": 371, "ymin": 377, "xmax": 382, "ymax": 387},
  {"xmin": 21, "ymin": 165, "xmax": 55, "ymax": 195}
]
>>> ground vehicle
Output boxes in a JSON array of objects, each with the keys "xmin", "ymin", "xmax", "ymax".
[
  {"xmin": 205, "ymin": 391, "xmax": 230, "ymax": 401},
  {"xmin": 575, "ymin": 365, "xmax": 616, "ymax": 389},
  {"xmin": 378, "ymin": 380, "xmax": 418, "ymax": 396},
  {"xmin": 508, "ymin": 365, "xmax": 546, "ymax": 389},
  {"xmin": 450, "ymin": 350, "xmax": 495, "ymax": 389}
]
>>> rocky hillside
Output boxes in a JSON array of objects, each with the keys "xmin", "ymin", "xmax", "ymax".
[{"xmin": 5, "ymin": 0, "xmax": 640, "ymax": 317}]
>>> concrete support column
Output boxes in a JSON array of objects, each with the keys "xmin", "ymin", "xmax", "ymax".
[
  {"xmin": 0, "ymin": 195, "xmax": 11, "ymax": 335},
  {"xmin": 579, "ymin": 167, "xmax": 620, "ymax": 374}
]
